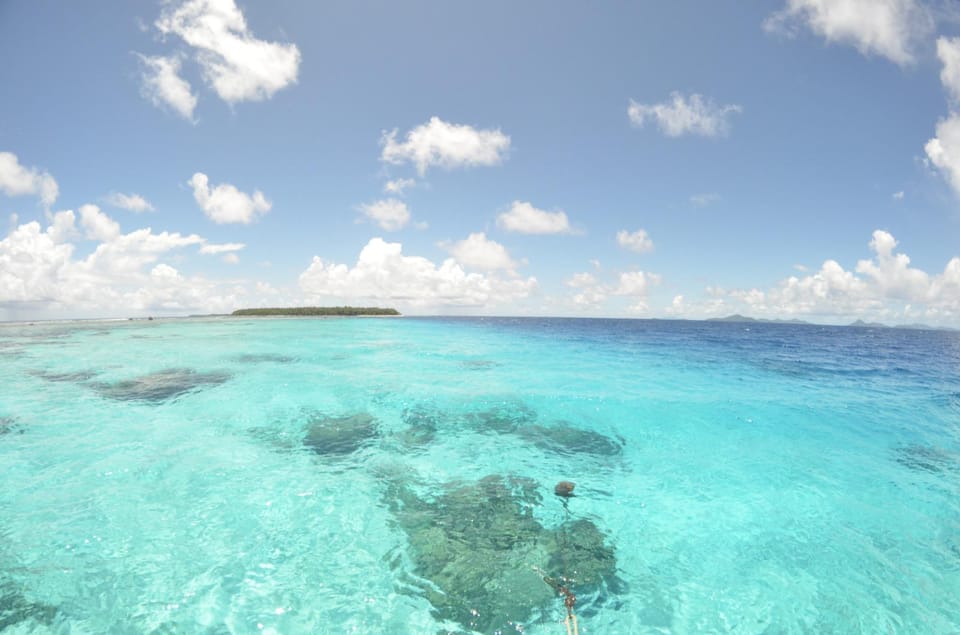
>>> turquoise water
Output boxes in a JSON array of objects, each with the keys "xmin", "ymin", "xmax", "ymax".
[{"xmin": 1, "ymin": 316, "xmax": 958, "ymax": 634}]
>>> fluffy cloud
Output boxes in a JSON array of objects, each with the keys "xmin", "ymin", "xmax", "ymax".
[
  {"xmin": 613, "ymin": 271, "xmax": 661, "ymax": 296},
  {"xmin": 138, "ymin": 54, "xmax": 197, "ymax": 120},
  {"xmin": 199, "ymin": 242, "xmax": 245, "ymax": 254},
  {"xmin": 924, "ymin": 113, "xmax": 960, "ymax": 195},
  {"xmin": 189, "ymin": 172, "xmax": 271, "ymax": 224},
  {"xmin": 688, "ymin": 230, "xmax": 960, "ymax": 323},
  {"xmin": 298, "ymin": 237, "xmax": 536, "ymax": 308},
  {"xmin": 616, "ymin": 229, "xmax": 654, "ymax": 254},
  {"xmin": 156, "ymin": 0, "xmax": 301, "ymax": 104},
  {"xmin": 384, "ymin": 178, "xmax": 416, "ymax": 195},
  {"xmin": 380, "ymin": 117, "xmax": 510, "ymax": 175},
  {"xmin": 764, "ymin": 0, "xmax": 932, "ymax": 66},
  {"xmin": 357, "ymin": 199, "xmax": 411, "ymax": 231},
  {"xmin": 496, "ymin": 201, "xmax": 573, "ymax": 235},
  {"xmin": 0, "ymin": 209, "xmax": 251, "ymax": 317},
  {"xmin": 79, "ymin": 204, "xmax": 121, "ymax": 242},
  {"xmin": 937, "ymin": 37, "xmax": 960, "ymax": 104},
  {"xmin": 690, "ymin": 193, "xmax": 721, "ymax": 207},
  {"xmin": 104, "ymin": 192, "xmax": 155, "ymax": 213},
  {"xmin": 563, "ymin": 268, "xmax": 660, "ymax": 311},
  {"xmin": 0, "ymin": 152, "xmax": 59, "ymax": 208},
  {"xmin": 926, "ymin": 38, "xmax": 960, "ymax": 197},
  {"xmin": 0, "ymin": 221, "xmax": 75, "ymax": 303},
  {"xmin": 441, "ymin": 232, "xmax": 518, "ymax": 272},
  {"xmin": 628, "ymin": 93, "xmax": 742, "ymax": 137}
]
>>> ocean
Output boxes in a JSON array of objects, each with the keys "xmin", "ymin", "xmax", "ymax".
[{"xmin": 0, "ymin": 316, "xmax": 958, "ymax": 633}]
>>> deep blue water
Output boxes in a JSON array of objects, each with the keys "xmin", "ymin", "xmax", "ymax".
[{"xmin": 0, "ymin": 316, "xmax": 958, "ymax": 633}]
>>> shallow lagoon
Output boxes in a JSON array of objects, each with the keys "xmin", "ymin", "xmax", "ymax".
[{"xmin": 0, "ymin": 316, "xmax": 958, "ymax": 633}]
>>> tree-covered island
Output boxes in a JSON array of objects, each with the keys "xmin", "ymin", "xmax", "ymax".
[{"xmin": 231, "ymin": 306, "xmax": 400, "ymax": 316}]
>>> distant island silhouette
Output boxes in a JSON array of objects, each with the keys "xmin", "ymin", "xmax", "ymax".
[{"xmin": 232, "ymin": 306, "xmax": 400, "ymax": 316}]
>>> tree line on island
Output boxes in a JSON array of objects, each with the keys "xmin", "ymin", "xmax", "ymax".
[{"xmin": 232, "ymin": 306, "xmax": 400, "ymax": 316}]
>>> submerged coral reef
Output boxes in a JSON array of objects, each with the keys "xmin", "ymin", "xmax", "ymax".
[
  {"xmin": 93, "ymin": 368, "xmax": 231, "ymax": 402},
  {"xmin": 303, "ymin": 412, "xmax": 380, "ymax": 455},
  {"xmin": 384, "ymin": 474, "xmax": 619, "ymax": 633},
  {"xmin": 517, "ymin": 422, "xmax": 625, "ymax": 457}
]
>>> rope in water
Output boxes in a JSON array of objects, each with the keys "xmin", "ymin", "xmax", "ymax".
[{"xmin": 540, "ymin": 480, "xmax": 579, "ymax": 635}]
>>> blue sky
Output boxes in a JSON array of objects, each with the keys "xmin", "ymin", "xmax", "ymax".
[{"xmin": 2, "ymin": 0, "xmax": 960, "ymax": 324}]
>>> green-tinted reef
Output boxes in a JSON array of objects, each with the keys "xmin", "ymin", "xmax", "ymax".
[{"xmin": 384, "ymin": 474, "xmax": 620, "ymax": 633}]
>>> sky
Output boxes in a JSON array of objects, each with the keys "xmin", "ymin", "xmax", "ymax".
[{"xmin": 2, "ymin": 0, "xmax": 960, "ymax": 325}]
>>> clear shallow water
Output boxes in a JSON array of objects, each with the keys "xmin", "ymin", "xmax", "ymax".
[{"xmin": 0, "ymin": 316, "xmax": 958, "ymax": 634}]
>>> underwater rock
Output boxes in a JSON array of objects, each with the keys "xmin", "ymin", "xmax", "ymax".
[
  {"xmin": 460, "ymin": 359, "xmax": 501, "ymax": 370},
  {"xmin": 555, "ymin": 481, "xmax": 576, "ymax": 497},
  {"xmin": 233, "ymin": 353, "xmax": 297, "ymax": 364},
  {"xmin": 0, "ymin": 581, "xmax": 57, "ymax": 630},
  {"xmin": 397, "ymin": 406, "xmax": 440, "ymax": 448},
  {"xmin": 303, "ymin": 413, "xmax": 379, "ymax": 455},
  {"xmin": 894, "ymin": 444, "xmax": 957, "ymax": 474},
  {"xmin": 93, "ymin": 368, "xmax": 231, "ymax": 403},
  {"xmin": 385, "ymin": 474, "xmax": 619, "ymax": 633},
  {"xmin": 30, "ymin": 369, "xmax": 99, "ymax": 383},
  {"xmin": 517, "ymin": 422, "xmax": 624, "ymax": 457},
  {"xmin": 464, "ymin": 400, "xmax": 538, "ymax": 434},
  {"xmin": 0, "ymin": 417, "xmax": 23, "ymax": 435}
]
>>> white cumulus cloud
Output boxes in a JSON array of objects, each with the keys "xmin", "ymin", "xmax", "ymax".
[
  {"xmin": 496, "ymin": 201, "xmax": 573, "ymax": 235},
  {"xmin": 79, "ymin": 204, "xmax": 122, "ymax": 242},
  {"xmin": 0, "ymin": 151, "xmax": 59, "ymax": 208},
  {"xmin": 381, "ymin": 117, "xmax": 510, "ymax": 175},
  {"xmin": 0, "ymin": 210, "xmax": 254, "ymax": 317},
  {"xmin": 764, "ymin": 0, "xmax": 932, "ymax": 67},
  {"xmin": 441, "ymin": 232, "xmax": 518, "ymax": 272},
  {"xmin": 104, "ymin": 192, "xmax": 155, "ymax": 213},
  {"xmin": 138, "ymin": 54, "xmax": 198, "ymax": 120},
  {"xmin": 189, "ymin": 172, "xmax": 271, "ymax": 224},
  {"xmin": 199, "ymin": 242, "xmax": 245, "ymax": 254},
  {"xmin": 613, "ymin": 270, "xmax": 661, "ymax": 296},
  {"xmin": 628, "ymin": 93, "xmax": 742, "ymax": 137},
  {"xmin": 562, "ymin": 268, "xmax": 660, "ymax": 311},
  {"xmin": 937, "ymin": 37, "xmax": 960, "ymax": 104},
  {"xmin": 357, "ymin": 198, "xmax": 411, "ymax": 232},
  {"xmin": 298, "ymin": 237, "xmax": 536, "ymax": 308},
  {"xmin": 384, "ymin": 178, "xmax": 416, "ymax": 195},
  {"xmin": 690, "ymin": 230, "xmax": 960, "ymax": 324},
  {"xmin": 156, "ymin": 0, "xmax": 301, "ymax": 104},
  {"xmin": 925, "ymin": 113, "xmax": 960, "ymax": 196},
  {"xmin": 690, "ymin": 193, "xmax": 721, "ymax": 207},
  {"xmin": 616, "ymin": 229, "xmax": 654, "ymax": 254}
]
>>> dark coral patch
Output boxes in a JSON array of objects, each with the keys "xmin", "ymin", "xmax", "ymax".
[
  {"xmin": 30, "ymin": 369, "xmax": 99, "ymax": 383},
  {"xmin": 396, "ymin": 406, "xmax": 442, "ymax": 448},
  {"xmin": 384, "ymin": 474, "xmax": 620, "ymax": 633},
  {"xmin": 93, "ymin": 368, "xmax": 230, "ymax": 403},
  {"xmin": 894, "ymin": 444, "xmax": 958, "ymax": 474},
  {"xmin": 233, "ymin": 353, "xmax": 297, "ymax": 364},
  {"xmin": 465, "ymin": 400, "xmax": 538, "ymax": 434},
  {"xmin": 303, "ymin": 413, "xmax": 379, "ymax": 455},
  {"xmin": 517, "ymin": 422, "xmax": 624, "ymax": 457},
  {"xmin": 460, "ymin": 359, "xmax": 501, "ymax": 370},
  {"xmin": 0, "ymin": 581, "xmax": 57, "ymax": 631},
  {"xmin": 0, "ymin": 417, "xmax": 24, "ymax": 436}
]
